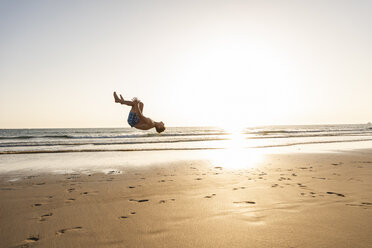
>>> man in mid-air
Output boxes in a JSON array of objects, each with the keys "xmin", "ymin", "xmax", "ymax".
[{"xmin": 113, "ymin": 92, "xmax": 165, "ymax": 133}]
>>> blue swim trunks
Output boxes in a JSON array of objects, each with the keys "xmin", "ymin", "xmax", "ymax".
[{"xmin": 127, "ymin": 112, "xmax": 139, "ymax": 127}]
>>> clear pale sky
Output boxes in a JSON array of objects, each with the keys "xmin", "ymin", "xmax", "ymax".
[{"xmin": 0, "ymin": 0, "xmax": 371, "ymax": 128}]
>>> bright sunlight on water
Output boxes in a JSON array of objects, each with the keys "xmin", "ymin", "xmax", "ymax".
[{"xmin": 209, "ymin": 127, "xmax": 264, "ymax": 169}]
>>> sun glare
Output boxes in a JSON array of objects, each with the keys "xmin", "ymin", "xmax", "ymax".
[{"xmin": 209, "ymin": 127, "xmax": 263, "ymax": 169}]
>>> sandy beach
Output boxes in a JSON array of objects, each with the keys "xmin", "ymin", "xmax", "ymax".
[{"xmin": 1, "ymin": 149, "xmax": 371, "ymax": 248}]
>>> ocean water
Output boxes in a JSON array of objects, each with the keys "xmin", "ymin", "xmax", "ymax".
[
  {"xmin": 1, "ymin": 124, "xmax": 372, "ymax": 154},
  {"xmin": 1, "ymin": 125, "xmax": 372, "ymax": 174}
]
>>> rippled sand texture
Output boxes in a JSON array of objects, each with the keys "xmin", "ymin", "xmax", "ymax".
[{"xmin": 1, "ymin": 151, "xmax": 371, "ymax": 248}]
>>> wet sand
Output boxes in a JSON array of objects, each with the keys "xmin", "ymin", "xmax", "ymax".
[{"xmin": 1, "ymin": 150, "xmax": 371, "ymax": 248}]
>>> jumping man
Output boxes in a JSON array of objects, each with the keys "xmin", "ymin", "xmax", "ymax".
[{"xmin": 113, "ymin": 92, "xmax": 166, "ymax": 133}]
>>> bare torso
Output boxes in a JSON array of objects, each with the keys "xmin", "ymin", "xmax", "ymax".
[
  {"xmin": 132, "ymin": 113, "xmax": 154, "ymax": 130},
  {"xmin": 130, "ymin": 102, "xmax": 155, "ymax": 130}
]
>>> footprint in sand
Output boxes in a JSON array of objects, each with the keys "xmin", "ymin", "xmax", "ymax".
[
  {"xmin": 65, "ymin": 198, "xmax": 76, "ymax": 203},
  {"xmin": 67, "ymin": 188, "xmax": 75, "ymax": 193},
  {"xmin": 21, "ymin": 235, "xmax": 40, "ymax": 246},
  {"xmin": 158, "ymin": 179, "xmax": 173, "ymax": 183},
  {"xmin": 32, "ymin": 203, "xmax": 42, "ymax": 207},
  {"xmin": 195, "ymin": 178, "xmax": 203, "ymax": 180},
  {"xmin": 56, "ymin": 226, "xmax": 82, "ymax": 235},
  {"xmin": 310, "ymin": 192, "xmax": 316, "ymax": 197},
  {"xmin": 233, "ymin": 187, "xmax": 246, "ymax": 191},
  {"xmin": 346, "ymin": 202, "xmax": 372, "ymax": 208},
  {"xmin": 128, "ymin": 186, "xmax": 135, "ymax": 189},
  {"xmin": 39, "ymin": 213, "xmax": 53, "ymax": 222},
  {"xmin": 312, "ymin": 176, "xmax": 326, "ymax": 180},
  {"xmin": 119, "ymin": 216, "xmax": 128, "ymax": 220},
  {"xmin": 327, "ymin": 192, "xmax": 345, "ymax": 197},
  {"xmin": 159, "ymin": 199, "xmax": 176, "ymax": 204},
  {"xmin": 204, "ymin": 194, "xmax": 216, "ymax": 199},
  {"xmin": 297, "ymin": 183, "xmax": 307, "ymax": 188},
  {"xmin": 40, "ymin": 212, "xmax": 53, "ymax": 218},
  {"xmin": 233, "ymin": 201, "xmax": 256, "ymax": 204},
  {"xmin": 27, "ymin": 236, "xmax": 39, "ymax": 241},
  {"xmin": 129, "ymin": 199, "xmax": 149, "ymax": 203}
]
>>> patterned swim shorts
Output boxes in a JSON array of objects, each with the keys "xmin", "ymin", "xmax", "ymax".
[{"xmin": 127, "ymin": 112, "xmax": 140, "ymax": 127}]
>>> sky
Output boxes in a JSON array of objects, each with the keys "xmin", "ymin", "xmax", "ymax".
[{"xmin": 0, "ymin": 0, "xmax": 371, "ymax": 128}]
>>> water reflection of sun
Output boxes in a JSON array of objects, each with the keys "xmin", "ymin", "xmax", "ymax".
[{"xmin": 210, "ymin": 127, "xmax": 263, "ymax": 169}]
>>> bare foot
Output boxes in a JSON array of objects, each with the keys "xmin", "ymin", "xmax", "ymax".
[
  {"xmin": 120, "ymin": 94, "xmax": 125, "ymax": 102},
  {"xmin": 113, "ymin": 92, "xmax": 121, "ymax": 103}
]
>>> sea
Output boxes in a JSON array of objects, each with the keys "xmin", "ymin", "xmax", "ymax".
[{"xmin": 1, "ymin": 124, "xmax": 372, "ymax": 174}]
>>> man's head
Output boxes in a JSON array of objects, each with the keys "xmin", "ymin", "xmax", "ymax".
[{"xmin": 155, "ymin": 121, "xmax": 165, "ymax": 133}]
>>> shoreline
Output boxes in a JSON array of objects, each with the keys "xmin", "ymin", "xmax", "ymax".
[{"xmin": 1, "ymin": 140, "xmax": 372, "ymax": 176}]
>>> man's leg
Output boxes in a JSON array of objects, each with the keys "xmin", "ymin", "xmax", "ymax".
[
  {"xmin": 113, "ymin": 92, "xmax": 133, "ymax": 106},
  {"xmin": 114, "ymin": 92, "xmax": 121, "ymax": 103},
  {"xmin": 131, "ymin": 102, "xmax": 143, "ymax": 115}
]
